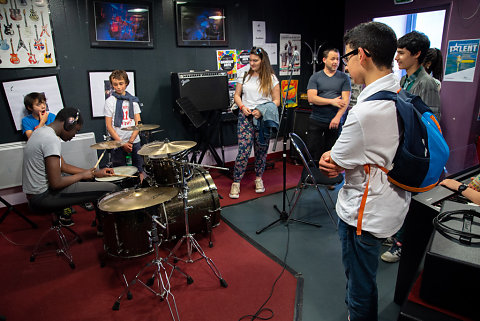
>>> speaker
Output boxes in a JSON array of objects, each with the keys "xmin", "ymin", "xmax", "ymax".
[
  {"xmin": 419, "ymin": 202, "xmax": 480, "ymax": 320},
  {"xmin": 64, "ymin": 110, "xmax": 80, "ymax": 131},
  {"xmin": 290, "ymin": 109, "xmax": 311, "ymax": 162},
  {"xmin": 171, "ymin": 71, "xmax": 229, "ymax": 111}
]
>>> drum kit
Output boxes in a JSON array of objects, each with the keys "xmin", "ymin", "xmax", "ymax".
[{"xmin": 90, "ymin": 124, "xmax": 227, "ymax": 320}]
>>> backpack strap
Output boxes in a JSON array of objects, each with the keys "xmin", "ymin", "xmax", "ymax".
[{"xmin": 357, "ymin": 164, "xmax": 371, "ymax": 235}]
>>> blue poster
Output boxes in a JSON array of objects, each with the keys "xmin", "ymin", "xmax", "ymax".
[{"xmin": 444, "ymin": 39, "xmax": 479, "ymax": 82}]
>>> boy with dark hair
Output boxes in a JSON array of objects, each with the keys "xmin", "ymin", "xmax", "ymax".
[
  {"xmin": 104, "ymin": 70, "xmax": 145, "ymax": 182},
  {"xmin": 381, "ymin": 31, "xmax": 442, "ymax": 263},
  {"xmin": 395, "ymin": 31, "xmax": 441, "ymax": 119},
  {"xmin": 319, "ymin": 22, "xmax": 411, "ymax": 321},
  {"xmin": 22, "ymin": 108, "xmax": 118, "ymax": 229},
  {"xmin": 22, "ymin": 92, "xmax": 56, "ymax": 139}
]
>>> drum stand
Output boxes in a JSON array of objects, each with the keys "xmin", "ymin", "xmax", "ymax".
[
  {"xmin": 167, "ymin": 161, "xmax": 228, "ymax": 288},
  {"xmin": 112, "ymin": 215, "xmax": 192, "ymax": 321}
]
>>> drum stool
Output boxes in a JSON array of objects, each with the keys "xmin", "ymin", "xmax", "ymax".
[{"xmin": 30, "ymin": 211, "xmax": 82, "ymax": 269}]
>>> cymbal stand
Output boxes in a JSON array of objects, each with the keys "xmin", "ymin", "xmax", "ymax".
[
  {"xmin": 167, "ymin": 160, "xmax": 228, "ymax": 288},
  {"xmin": 112, "ymin": 215, "xmax": 189, "ymax": 321}
]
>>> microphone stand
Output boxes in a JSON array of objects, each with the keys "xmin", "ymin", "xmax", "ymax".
[{"xmin": 256, "ymin": 54, "xmax": 296, "ymax": 235}]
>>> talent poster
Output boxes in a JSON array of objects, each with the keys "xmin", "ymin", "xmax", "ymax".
[
  {"xmin": 236, "ymin": 49, "xmax": 250, "ymax": 71},
  {"xmin": 216, "ymin": 49, "xmax": 237, "ymax": 82},
  {"xmin": 444, "ymin": 39, "xmax": 479, "ymax": 83},
  {"xmin": 279, "ymin": 33, "xmax": 301, "ymax": 76},
  {"xmin": 281, "ymin": 79, "xmax": 298, "ymax": 108},
  {"xmin": 0, "ymin": 0, "xmax": 56, "ymax": 68}
]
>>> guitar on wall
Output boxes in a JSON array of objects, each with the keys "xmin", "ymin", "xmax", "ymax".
[
  {"xmin": 9, "ymin": 38, "xmax": 20, "ymax": 64},
  {"xmin": 3, "ymin": 8, "xmax": 14, "ymax": 35},
  {"xmin": 29, "ymin": 4, "xmax": 39, "ymax": 21},
  {"xmin": 0, "ymin": 0, "xmax": 7, "ymax": 5},
  {"xmin": 44, "ymin": 39, "xmax": 52, "ymax": 63},
  {"xmin": 10, "ymin": 0, "xmax": 22, "ymax": 21},
  {"xmin": 33, "ymin": 24, "xmax": 43, "ymax": 50},
  {"xmin": 40, "ymin": 11, "xmax": 50, "ymax": 37},
  {"xmin": 22, "ymin": 9, "xmax": 32, "ymax": 36},
  {"xmin": 16, "ymin": 25, "xmax": 27, "ymax": 51},
  {"xmin": 27, "ymin": 42, "xmax": 37, "ymax": 64},
  {"xmin": 0, "ymin": 27, "xmax": 9, "ymax": 50}
]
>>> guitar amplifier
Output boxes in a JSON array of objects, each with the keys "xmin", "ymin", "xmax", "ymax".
[{"xmin": 419, "ymin": 201, "xmax": 480, "ymax": 320}]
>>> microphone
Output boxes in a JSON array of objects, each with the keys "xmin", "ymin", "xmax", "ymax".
[{"xmin": 289, "ymin": 51, "xmax": 300, "ymax": 68}]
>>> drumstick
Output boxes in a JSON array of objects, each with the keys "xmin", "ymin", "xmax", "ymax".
[{"xmin": 93, "ymin": 150, "xmax": 106, "ymax": 170}]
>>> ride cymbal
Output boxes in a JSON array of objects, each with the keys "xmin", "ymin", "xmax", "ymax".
[
  {"xmin": 122, "ymin": 124, "xmax": 160, "ymax": 131},
  {"xmin": 98, "ymin": 186, "xmax": 178, "ymax": 212},
  {"xmin": 138, "ymin": 140, "xmax": 197, "ymax": 156},
  {"xmin": 90, "ymin": 140, "xmax": 124, "ymax": 150}
]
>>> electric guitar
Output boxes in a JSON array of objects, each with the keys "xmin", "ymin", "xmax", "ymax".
[
  {"xmin": 3, "ymin": 8, "xmax": 14, "ymax": 35},
  {"xmin": 0, "ymin": 27, "xmax": 9, "ymax": 50},
  {"xmin": 27, "ymin": 42, "xmax": 37, "ymax": 64},
  {"xmin": 44, "ymin": 39, "xmax": 52, "ymax": 63},
  {"xmin": 33, "ymin": 24, "xmax": 43, "ymax": 50},
  {"xmin": 40, "ymin": 11, "xmax": 50, "ymax": 37},
  {"xmin": 16, "ymin": 25, "xmax": 27, "ymax": 51},
  {"xmin": 0, "ymin": 0, "xmax": 7, "ymax": 5},
  {"xmin": 22, "ymin": 9, "xmax": 32, "ymax": 36},
  {"xmin": 9, "ymin": 38, "xmax": 20, "ymax": 64},
  {"xmin": 19, "ymin": 0, "xmax": 27, "ymax": 5},
  {"xmin": 33, "ymin": 0, "xmax": 47, "ymax": 6},
  {"xmin": 29, "ymin": 4, "xmax": 39, "ymax": 21},
  {"xmin": 10, "ymin": 0, "xmax": 22, "ymax": 21}
]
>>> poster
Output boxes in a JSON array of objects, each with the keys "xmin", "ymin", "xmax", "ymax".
[
  {"xmin": 444, "ymin": 39, "xmax": 479, "ymax": 82},
  {"xmin": 252, "ymin": 21, "xmax": 265, "ymax": 46},
  {"xmin": 279, "ymin": 33, "xmax": 301, "ymax": 76},
  {"xmin": 0, "ymin": 0, "xmax": 56, "ymax": 68},
  {"xmin": 236, "ymin": 49, "xmax": 250, "ymax": 71},
  {"xmin": 217, "ymin": 49, "xmax": 237, "ymax": 82},
  {"xmin": 281, "ymin": 79, "xmax": 298, "ymax": 107}
]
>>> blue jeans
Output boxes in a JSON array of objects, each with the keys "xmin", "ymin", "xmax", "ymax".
[
  {"xmin": 338, "ymin": 219, "xmax": 385, "ymax": 321},
  {"xmin": 111, "ymin": 142, "xmax": 144, "ymax": 174}
]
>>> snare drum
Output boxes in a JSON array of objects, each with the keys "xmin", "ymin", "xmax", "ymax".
[
  {"xmin": 157, "ymin": 168, "xmax": 221, "ymax": 241},
  {"xmin": 96, "ymin": 166, "xmax": 139, "ymax": 189}
]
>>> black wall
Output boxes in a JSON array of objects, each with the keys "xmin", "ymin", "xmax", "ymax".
[{"xmin": 0, "ymin": 0, "xmax": 345, "ymax": 146}]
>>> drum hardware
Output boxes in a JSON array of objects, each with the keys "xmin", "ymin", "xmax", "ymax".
[
  {"xmin": 165, "ymin": 159, "xmax": 228, "ymax": 288},
  {"xmin": 112, "ymin": 213, "xmax": 192, "ymax": 321}
]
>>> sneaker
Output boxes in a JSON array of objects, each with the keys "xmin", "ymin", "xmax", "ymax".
[
  {"xmin": 82, "ymin": 202, "xmax": 94, "ymax": 211},
  {"xmin": 59, "ymin": 207, "xmax": 75, "ymax": 227},
  {"xmin": 96, "ymin": 225, "xmax": 104, "ymax": 237},
  {"xmin": 255, "ymin": 178, "xmax": 265, "ymax": 193},
  {"xmin": 229, "ymin": 182, "xmax": 240, "ymax": 199},
  {"xmin": 383, "ymin": 236, "xmax": 395, "ymax": 247},
  {"xmin": 381, "ymin": 241, "xmax": 402, "ymax": 263}
]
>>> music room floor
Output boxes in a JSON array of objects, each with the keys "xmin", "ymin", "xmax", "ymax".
[{"xmin": 221, "ymin": 185, "xmax": 401, "ymax": 321}]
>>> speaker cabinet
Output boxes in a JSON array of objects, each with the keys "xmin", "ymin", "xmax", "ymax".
[
  {"xmin": 171, "ymin": 71, "xmax": 229, "ymax": 112},
  {"xmin": 419, "ymin": 202, "xmax": 480, "ymax": 320}
]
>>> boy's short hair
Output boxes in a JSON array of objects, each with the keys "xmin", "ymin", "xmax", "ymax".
[
  {"xmin": 397, "ymin": 31, "xmax": 430, "ymax": 64},
  {"xmin": 109, "ymin": 70, "xmax": 129, "ymax": 85},
  {"xmin": 322, "ymin": 48, "xmax": 340, "ymax": 59},
  {"xmin": 24, "ymin": 92, "xmax": 46, "ymax": 113},
  {"xmin": 55, "ymin": 107, "xmax": 84, "ymax": 127},
  {"xmin": 344, "ymin": 21, "xmax": 397, "ymax": 69}
]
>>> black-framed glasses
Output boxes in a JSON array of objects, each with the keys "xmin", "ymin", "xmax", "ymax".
[{"xmin": 341, "ymin": 48, "xmax": 371, "ymax": 65}]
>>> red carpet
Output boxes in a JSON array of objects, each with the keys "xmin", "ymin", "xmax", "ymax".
[
  {"xmin": 210, "ymin": 159, "xmax": 303, "ymax": 208},
  {"xmin": 0, "ymin": 204, "xmax": 299, "ymax": 321}
]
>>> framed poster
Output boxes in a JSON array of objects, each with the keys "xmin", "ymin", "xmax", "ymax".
[
  {"xmin": 2, "ymin": 75, "xmax": 64, "ymax": 131},
  {"xmin": 88, "ymin": 70, "xmax": 136, "ymax": 118},
  {"xmin": 175, "ymin": 1, "xmax": 227, "ymax": 47},
  {"xmin": 88, "ymin": 0, "xmax": 154, "ymax": 48}
]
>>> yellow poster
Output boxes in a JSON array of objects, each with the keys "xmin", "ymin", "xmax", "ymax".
[{"xmin": 281, "ymin": 80, "xmax": 298, "ymax": 107}]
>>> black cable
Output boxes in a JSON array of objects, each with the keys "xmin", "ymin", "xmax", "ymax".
[
  {"xmin": 433, "ymin": 210, "xmax": 480, "ymax": 246},
  {"xmin": 238, "ymin": 223, "xmax": 291, "ymax": 321}
]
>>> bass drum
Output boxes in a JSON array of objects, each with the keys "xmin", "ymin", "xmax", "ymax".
[{"xmin": 158, "ymin": 168, "xmax": 221, "ymax": 241}]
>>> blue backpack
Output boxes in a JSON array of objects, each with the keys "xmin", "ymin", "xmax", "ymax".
[{"xmin": 365, "ymin": 89, "xmax": 450, "ymax": 193}]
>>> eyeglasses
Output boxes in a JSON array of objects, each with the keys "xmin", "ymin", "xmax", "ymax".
[
  {"xmin": 250, "ymin": 47, "xmax": 263, "ymax": 57},
  {"xmin": 341, "ymin": 48, "xmax": 371, "ymax": 65}
]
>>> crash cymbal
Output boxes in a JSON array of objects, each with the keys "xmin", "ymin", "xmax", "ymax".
[
  {"xmin": 98, "ymin": 186, "xmax": 178, "ymax": 212},
  {"xmin": 138, "ymin": 140, "xmax": 197, "ymax": 156},
  {"xmin": 122, "ymin": 124, "xmax": 160, "ymax": 132},
  {"xmin": 90, "ymin": 140, "xmax": 124, "ymax": 150}
]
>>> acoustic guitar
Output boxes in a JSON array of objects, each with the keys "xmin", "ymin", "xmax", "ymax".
[
  {"xmin": 3, "ymin": 8, "xmax": 14, "ymax": 35},
  {"xmin": 9, "ymin": 38, "xmax": 20, "ymax": 64},
  {"xmin": 44, "ymin": 39, "xmax": 52, "ymax": 63},
  {"xmin": 33, "ymin": 24, "xmax": 43, "ymax": 50}
]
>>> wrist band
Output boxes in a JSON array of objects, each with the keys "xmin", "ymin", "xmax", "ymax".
[
  {"xmin": 240, "ymin": 105, "xmax": 245, "ymax": 111},
  {"xmin": 34, "ymin": 125, "xmax": 39, "ymax": 130}
]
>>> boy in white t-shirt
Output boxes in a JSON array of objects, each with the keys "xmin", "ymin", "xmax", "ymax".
[{"xmin": 319, "ymin": 22, "xmax": 411, "ymax": 321}]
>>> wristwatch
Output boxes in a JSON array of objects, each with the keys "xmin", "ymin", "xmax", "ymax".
[{"xmin": 458, "ymin": 184, "xmax": 468, "ymax": 193}]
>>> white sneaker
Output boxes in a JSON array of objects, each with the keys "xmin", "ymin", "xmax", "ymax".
[
  {"xmin": 229, "ymin": 182, "xmax": 240, "ymax": 199},
  {"xmin": 381, "ymin": 242, "xmax": 402, "ymax": 263},
  {"xmin": 255, "ymin": 178, "xmax": 265, "ymax": 193}
]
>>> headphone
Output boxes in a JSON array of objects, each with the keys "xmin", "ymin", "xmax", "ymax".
[{"xmin": 64, "ymin": 110, "xmax": 80, "ymax": 131}]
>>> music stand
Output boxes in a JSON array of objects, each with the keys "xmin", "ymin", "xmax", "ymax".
[{"xmin": 176, "ymin": 97, "xmax": 206, "ymax": 129}]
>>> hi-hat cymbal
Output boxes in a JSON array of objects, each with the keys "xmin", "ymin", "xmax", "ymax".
[
  {"xmin": 138, "ymin": 140, "xmax": 197, "ymax": 156},
  {"xmin": 122, "ymin": 124, "xmax": 160, "ymax": 132},
  {"xmin": 98, "ymin": 186, "xmax": 178, "ymax": 212},
  {"xmin": 90, "ymin": 140, "xmax": 124, "ymax": 150}
]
